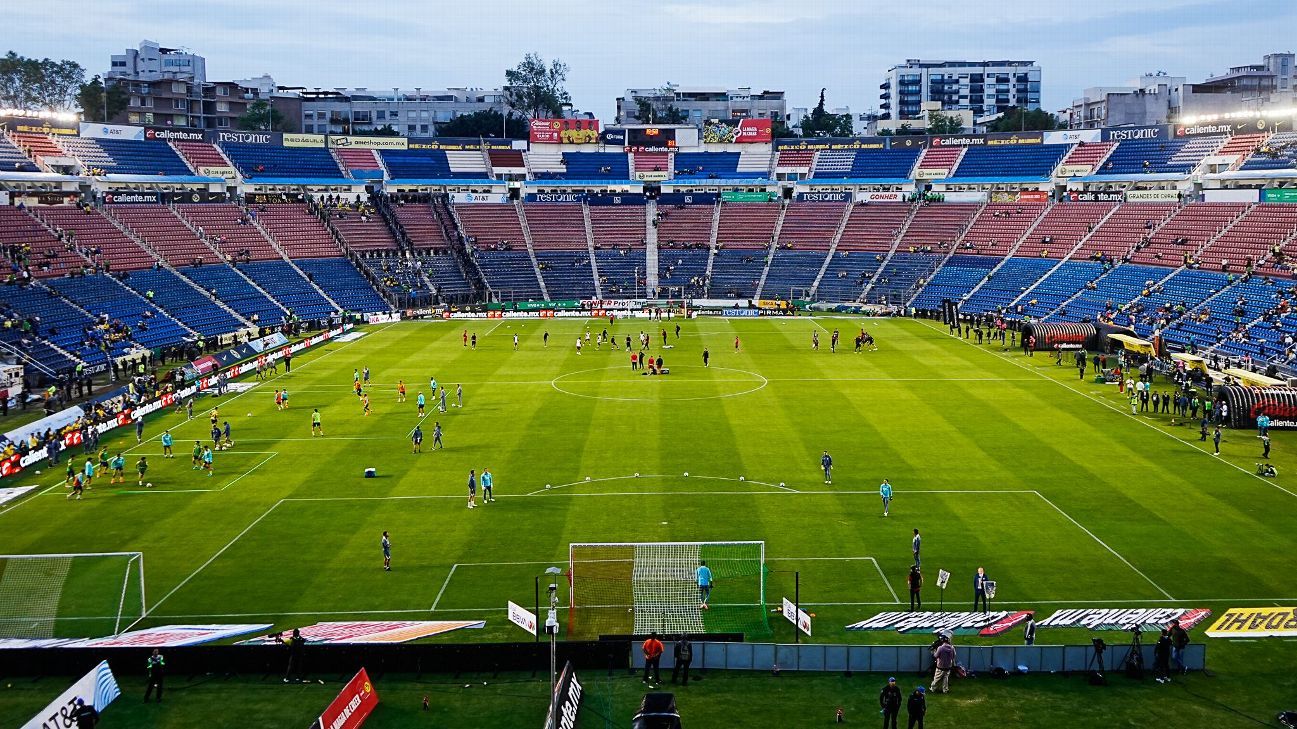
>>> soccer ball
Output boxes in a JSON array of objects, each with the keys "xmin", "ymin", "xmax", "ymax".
[
  {"xmin": 683, "ymin": 472, "xmax": 689, "ymax": 477},
  {"xmin": 634, "ymin": 472, "xmax": 640, "ymax": 477},
  {"xmin": 34, "ymin": 470, "xmax": 40, "ymax": 475},
  {"xmin": 247, "ymin": 412, "xmax": 252, "ymax": 417},
  {"xmin": 585, "ymin": 476, "xmax": 591, "ymax": 481},
  {"xmin": 545, "ymin": 484, "xmax": 551, "ymax": 489},
  {"xmin": 146, "ymin": 483, "xmax": 152, "ymax": 488},
  {"xmin": 739, "ymin": 476, "xmax": 745, "ymax": 482},
  {"xmin": 779, "ymin": 482, "xmax": 785, "ymax": 488}
]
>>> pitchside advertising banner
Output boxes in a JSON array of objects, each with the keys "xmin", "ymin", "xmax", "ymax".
[
  {"xmin": 990, "ymin": 190, "xmax": 1050, "ymax": 204},
  {"xmin": 529, "ymin": 118, "xmax": 601, "ymax": 144},
  {"xmin": 407, "ymin": 137, "xmax": 511, "ymax": 151},
  {"xmin": 238, "ymin": 621, "xmax": 485, "ymax": 644},
  {"xmin": 1263, "ymin": 188, "xmax": 1297, "ymax": 203},
  {"xmin": 450, "ymin": 191, "xmax": 510, "ymax": 204},
  {"xmin": 283, "ymin": 133, "xmax": 327, "ymax": 148},
  {"xmin": 774, "ymin": 136, "xmax": 892, "ymax": 151},
  {"xmin": 796, "ymin": 191, "xmax": 852, "ymax": 203},
  {"xmin": 144, "ymin": 126, "xmax": 204, "ymax": 143},
  {"xmin": 781, "ymin": 597, "xmax": 812, "ymax": 636},
  {"xmin": 206, "ymin": 130, "xmax": 283, "ymax": 146},
  {"xmin": 79, "ymin": 122, "xmax": 145, "ymax": 141},
  {"xmin": 1043, "ymin": 129, "xmax": 1102, "ymax": 145},
  {"xmin": 702, "ymin": 118, "xmax": 773, "ymax": 144},
  {"xmin": 1063, "ymin": 191, "xmax": 1124, "ymax": 203},
  {"xmin": 1102, "ymin": 125, "xmax": 1171, "ymax": 142},
  {"xmin": 545, "ymin": 661, "xmax": 584, "ymax": 729},
  {"xmin": 309, "ymin": 668, "xmax": 379, "ymax": 729},
  {"xmin": 508, "ymin": 601, "xmax": 539, "ymax": 636},
  {"xmin": 71, "ymin": 624, "xmax": 271, "ymax": 647},
  {"xmin": 329, "ymin": 135, "xmax": 408, "ymax": 150},
  {"xmin": 0, "ymin": 115, "xmax": 78, "ymax": 136},
  {"xmin": 21, "ymin": 661, "xmax": 121, "ymax": 729},
  {"xmin": 1036, "ymin": 608, "xmax": 1211, "ymax": 632},
  {"xmin": 525, "ymin": 192, "xmax": 585, "ymax": 203},
  {"xmin": 930, "ymin": 132, "xmax": 1043, "ymax": 148},
  {"xmin": 1125, "ymin": 189, "xmax": 1182, "ymax": 202},
  {"xmin": 1206, "ymin": 607, "xmax": 1297, "ymax": 638},
  {"xmin": 855, "ymin": 191, "xmax": 907, "ymax": 203},
  {"xmin": 846, "ymin": 611, "xmax": 1033, "ymax": 636},
  {"xmin": 658, "ymin": 192, "xmax": 717, "ymax": 206}
]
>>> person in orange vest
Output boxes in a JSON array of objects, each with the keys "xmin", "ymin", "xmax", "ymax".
[{"xmin": 642, "ymin": 632, "xmax": 664, "ymax": 685}]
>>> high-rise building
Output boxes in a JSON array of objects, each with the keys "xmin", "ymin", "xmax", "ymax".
[
  {"xmin": 285, "ymin": 88, "xmax": 506, "ymax": 137},
  {"xmin": 616, "ymin": 87, "xmax": 786, "ymax": 127},
  {"xmin": 879, "ymin": 60, "xmax": 1041, "ymax": 120},
  {"xmin": 108, "ymin": 40, "xmax": 206, "ymax": 84}
]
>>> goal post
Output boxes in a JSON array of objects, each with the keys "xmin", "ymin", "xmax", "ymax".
[
  {"xmin": 567, "ymin": 541, "xmax": 768, "ymax": 638},
  {"xmin": 0, "ymin": 552, "xmax": 145, "ymax": 639}
]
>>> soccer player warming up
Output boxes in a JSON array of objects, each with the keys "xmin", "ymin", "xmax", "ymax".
[
  {"xmin": 880, "ymin": 479, "xmax": 893, "ymax": 516},
  {"xmin": 467, "ymin": 469, "xmax": 477, "ymax": 509},
  {"xmin": 382, "ymin": 531, "xmax": 391, "ymax": 571},
  {"xmin": 696, "ymin": 560, "xmax": 713, "ymax": 610},
  {"xmin": 481, "ymin": 468, "xmax": 495, "ymax": 503},
  {"xmin": 821, "ymin": 450, "xmax": 833, "ymax": 484}
]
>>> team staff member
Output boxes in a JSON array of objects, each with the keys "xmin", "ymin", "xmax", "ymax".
[
  {"xmin": 641, "ymin": 632, "xmax": 664, "ymax": 685},
  {"xmin": 973, "ymin": 567, "xmax": 990, "ymax": 613},
  {"xmin": 907, "ymin": 566, "xmax": 922, "ymax": 611},
  {"xmin": 879, "ymin": 677, "xmax": 902, "ymax": 729},
  {"xmin": 672, "ymin": 635, "xmax": 693, "ymax": 686},
  {"xmin": 144, "ymin": 649, "xmax": 165, "ymax": 702}
]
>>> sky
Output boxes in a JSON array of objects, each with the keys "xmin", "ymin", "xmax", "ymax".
[{"xmin": 8, "ymin": 0, "xmax": 1295, "ymax": 121}]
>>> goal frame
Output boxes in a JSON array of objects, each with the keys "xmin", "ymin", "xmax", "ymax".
[
  {"xmin": 567, "ymin": 541, "xmax": 765, "ymax": 635},
  {"xmin": 0, "ymin": 551, "xmax": 146, "ymax": 637}
]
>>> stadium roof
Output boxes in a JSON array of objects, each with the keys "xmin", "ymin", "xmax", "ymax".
[
  {"xmin": 1068, "ymin": 172, "xmax": 1188, "ymax": 183},
  {"xmin": 0, "ymin": 171, "xmax": 82, "ymax": 183},
  {"xmin": 99, "ymin": 174, "xmax": 224, "ymax": 184}
]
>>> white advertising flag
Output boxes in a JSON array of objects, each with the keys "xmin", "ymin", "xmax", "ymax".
[
  {"xmin": 22, "ymin": 660, "xmax": 121, "ymax": 729},
  {"xmin": 508, "ymin": 601, "xmax": 538, "ymax": 636}
]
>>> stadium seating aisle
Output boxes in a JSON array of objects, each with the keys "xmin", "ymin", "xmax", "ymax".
[
  {"xmin": 1074, "ymin": 203, "xmax": 1178, "ymax": 260},
  {"xmin": 910, "ymin": 255, "xmax": 1000, "ymax": 310},
  {"xmin": 961, "ymin": 257, "xmax": 1059, "ymax": 314}
]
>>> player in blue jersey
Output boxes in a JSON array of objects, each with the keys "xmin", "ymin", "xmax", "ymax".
[
  {"xmin": 696, "ymin": 561, "xmax": 714, "ymax": 611},
  {"xmin": 161, "ymin": 430, "xmax": 174, "ymax": 458},
  {"xmin": 466, "ymin": 469, "xmax": 477, "ymax": 509},
  {"xmin": 416, "ymin": 391, "xmax": 426, "ymax": 416},
  {"xmin": 481, "ymin": 468, "xmax": 495, "ymax": 503},
  {"xmin": 880, "ymin": 479, "xmax": 893, "ymax": 517},
  {"xmin": 821, "ymin": 450, "xmax": 833, "ymax": 484}
]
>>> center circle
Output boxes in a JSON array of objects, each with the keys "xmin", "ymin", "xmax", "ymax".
[{"xmin": 551, "ymin": 365, "xmax": 768, "ymax": 402}]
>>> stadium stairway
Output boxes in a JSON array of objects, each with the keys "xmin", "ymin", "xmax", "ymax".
[
  {"xmin": 752, "ymin": 203, "xmax": 791, "ymax": 298},
  {"xmin": 0, "ymin": 283, "xmax": 117, "ymax": 369},
  {"xmin": 181, "ymin": 263, "xmax": 288, "ymax": 326},
  {"xmin": 116, "ymin": 266, "xmax": 248, "ymax": 337},
  {"xmin": 44, "ymin": 274, "xmax": 195, "ymax": 350},
  {"xmin": 807, "ymin": 205, "xmax": 857, "ymax": 298},
  {"xmin": 960, "ymin": 257, "xmax": 1061, "ymax": 314},
  {"xmin": 909, "ymin": 255, "xmax": 1001, "ymax": 310},
  {"xmin": 513, "ymin": 200, "xmax": 550, "ymax": 300}
]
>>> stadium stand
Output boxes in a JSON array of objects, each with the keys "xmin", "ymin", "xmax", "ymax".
[
  {"xmin": 173, "ymin": 142, "xmax": 233, "ymax": 174},
  {"xmin": 961, "ymin": 257, "xmax": 1060, "ymax": 313},
  {"xmin": 1015, "ymin": 202, "xmax": 1116, "ymax": 259},
  {"xmin": 951, "ymin": 145, "xmax": 1068, "ymax": 180},
  {"xmin": 709, "ymin": 249, "xmax": 766, "ymax": 298},
  {"xmin": 11, "ymin": 132, "xmax": 65, "ymax": 166},
  {"xmin": 899, "ymin": 203, "xmax": 980, "ymax": 250},
  {"xmin": 1214, "ymin": 133, "xmax": 1268, "ymax": 165},
  {"xmin": 447, "ymin": 150, "xmax": 489, "ymax": 178},
  {"xmin": 836, "ymin": 202, "xmax": 913, "ymax": 252},
  {"xmin": 1073, "ymin": 203, "xmax": 1179, "ymax": 260},
  {"xmin": 631, "ymin": 152, "xmax": 671, "ymax": 178},
  {"xmin": 392, "ymin": 202, "xmax": 451, "ymax": 249},
  {"xmin": 0, "ymin": 206, "xmax": 88, "ymax": 278},
  {"xmin": 590, "ymin": 205, "xmax": 646, "ymax": 249},
  {"xmin": 1013, "ymin": 261, "xmax": 1104, "ymax": 319},
  {"xmin": 913, "ymin": 146, "xmax": 962, "ymax": 178},
  {"xmin": 1055, "ymin": 142, "xmax": 1115, "ymax": 175},
  {"xmin": 108, "ymin": 205, "xmax": 218, "ymax": 266},
  {"xmin": 674, "ymin": 152, "xmax": 742, "ymax": 179},
  {"xmin": 658, "ymin": 249, "xmax": 710, "ymax": 297},
  {"xmin": 763, "ymin": 248, "xmax": 829, "ymax": 298},
  {"xmin": 34, "ymin": 206, "xmax": 155, "ymax": 271},
  {"xmin": 222, "ymin": 142, "xmax": 342, "ymax": 178},
  {"xmin": 0, "ymin": 134, "xmax": 39, "ymax": 172},
  {"xmin": 843, "ymin": 148, "xmax": 922, "ymax": 179},
  {"xmin": 523, "ymin": 204, "xmax": 588, "ymax": 249},
  {"xmin": 774, "ymin": 149, "xmax": 814, "ymax": 175},
  {"xmin": 488, "ymin": 149, "xmax": 526, "ymax": 175},
  {"xmin": 1200, "ymin": 204, "xmax": 1297, "ymax": 270},
  {"xmin": 535, "ymin": 249, "xmax": 596, "ymax": 298},
  {"xmin": 44, "ymin": 275, "xmax": 191, "ymax": 349},
  {"xmin": 0, "ymin": 282, "xmax": 118, "ymax": 367},
  {"xmin": 1095, "ymin": 136, "xmax": 1217, "ymax": 175},
  {"xmin": 560, "ymin": 152, "xmax": 629, "ymax": 180},
  {"xmin": 812, "ymin": 150, "xmax": 854, "ymax": 178},
  {"xmin": 1242, "ymin": 131, "xmax": 1297, "ymax": 170},
  {"xmin": 326, "ymin": 208, "xmax": 400, "ymax": 252},
  {"xmin": 909, "ymin": 255, "xmax": 1000, "ymax": 310},
  {"xmin": 176, "ymin": 203, "xmax": 281, "ymax": 261},
  {"xmin": 1128, "ymin": 203, "xmax": 1247, "ymax": 266},
  {"xmin": 716, "ymin": 202, "xmax": 780, "ymax": 248},
  {"xmin": 1048, "ymin": 263, "xmax": 1171, "ymax": 323},
  {"xmin": 94, "ymin": 138, "xmax": 191, "ymax": 176},
  {"xmin": 294, "ymin": 258, "xmax": 389, "ymax": 312},
  {"xmin": 869, "ymin": 252, "xmax": 945, "ymax": 304},
  {"xmin": 474, "ymin": 250, "xmax": 544, "ymax": 300},
  {"xmin": 737, "ymin": 149, "xmax": 771, "ymax": 176},
  {"xmin": 255, "ymin": 204, "xmax": 344, "ymax": 259},
  {"xmin": 334, "ymin": 148, "xmax": 385, "ymax": 179},
  {"xmin": 54, "ymin": 137, "xmax": 114, "ymax": 172},
  {"xmin": 594, "ymin": 248, "xmax": 646, "ymax": 297},
  {"xmin": 456, "ymin": 203, "xmax": 525, "ymax": 249},
  {"xmin": 777, "ymin": 202, "xmax": 846, "ymax": 250},
  {"xmin": 954, "ymin": 203, "xmax": 1047, "ymax": 257},
  {"xmin": 525, "ymin": 150, "xmax": 566, "ymax": 178},
  {"xmin": 116, "ymin": 266, "xmax": 245, "ymax": 336},
  {"xmin": 656, "ymin": 203, "xmax": 715, "ymax": 249},
  {"xmin": 379, "ymin": 149, "xmax": 462, "ymax": 179},
  {"xmin": 180, "ymin": 264, "xmax": 286, "ymax": 325},
  {"xmin": 816, "ymin": 251, "xmax": 883, "ymax": 302},
  {"xmin": 240, "ymin": 260, "xmax": 337, "ymax": 319},
  {"xmin": 414, "ymin": 252, "xmax": 474, "ymax": 298}
]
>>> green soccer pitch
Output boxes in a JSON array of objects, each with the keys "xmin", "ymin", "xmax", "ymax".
[{"xmin": 1, "ymin": 315, "xmax": 1295, "ymax": 728}]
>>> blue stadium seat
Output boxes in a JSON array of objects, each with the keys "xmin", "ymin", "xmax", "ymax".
[
  {"xmin": 560, "ymin": 152, "xmax": 629, "ymax": 180},
  {"xmin": 240, "ymin": 261, "xmax": 337, "ymax": 319},
  {"xmin": 379, "ymin": 149, "xmax": 479, "ymax": 179},
  {"xmin": 119, "ymin": 267, "xmax": 245, "ymax": 337},
  {"xmin": 674, "ymin": 152, "xmax": 744, "ymax": 179},
  {"xmin": 951, "ymin": 145, "xmax": 1068, "ymax": 180},
  {"xmin": 182, "ymin": 265, "xmax": 287, "ymax": 325},
  {"xmin": 94, "ymin": 138, "xmax": 192, "ymax": 176},
  {"xmin": 222, "ymin": 143, "xmax": 342, "ymax": 178},
  {"xmin": 295, "ymin": 258, "xmax": 389, "ymax": 313}
]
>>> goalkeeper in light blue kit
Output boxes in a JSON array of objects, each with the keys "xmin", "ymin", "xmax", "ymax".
[
  {"xmin": 481, "ymin": 468, "xmax": 495, "ymax": 503},
  {"xmin": 880, "ymin": 479, "xmax": 893, "ymax": 517},
  {"xmin": 696, "ymin": 560, "xmax": 714, "ymax": 611}
]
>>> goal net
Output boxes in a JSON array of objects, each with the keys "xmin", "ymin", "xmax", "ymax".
[
  {"xmin": 568, "ymin": 541, "xmax": 768, "ymax": 638},
  {"xmin": 0, "ymin": 552, "xmax": 145, "ymax": 639}
]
